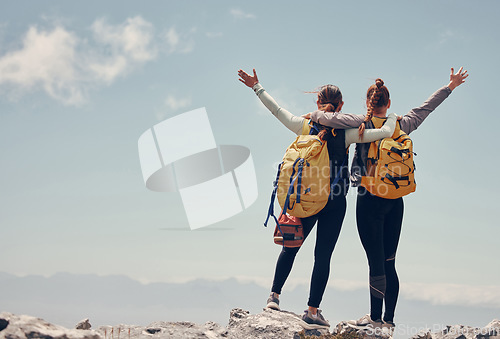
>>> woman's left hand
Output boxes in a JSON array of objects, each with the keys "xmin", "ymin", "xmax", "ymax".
[
  {"xmin": 238, "ymin": 68, "xmax": 259, "ymax": 88},
  {"xmin": 448, "ymin": 67, "xmax": 468, "ymax": 91}
]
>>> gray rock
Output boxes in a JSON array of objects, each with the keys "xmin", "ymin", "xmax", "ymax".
[
  {"xmin": 95, "ymin": 308, "xmax": 327, "ymax": 339},
  {"xmin": 97, "ymin": 320, "xmax": 228, "ymax": 339},
  {"xmin": 0, "ymin": 312, "xmax": 101, "ymax": 339},
  {"xmin": 226, "ymin": 307, "xmax": 328, "ymax": 339},
  {"xmin": 333, "ymin": 320, "xmax": 393, "ymax": 339},
  {"xmin": 484, "ymin": 319, "xmax": 500, "ymax": 338},
  {"xmin": 409, "ymin": 320, "xmax": 500, "ymax": 339},
  {"xmin": 411, "ymin": 330, "xmax": 433, "ymax": 339},
  {"xmin": 76, "ymin": 318, "xmax": 92, "ymax": 330},
  {"xmin": 2, "ymin": 309, "xmax": 500, "ymax": 339}
]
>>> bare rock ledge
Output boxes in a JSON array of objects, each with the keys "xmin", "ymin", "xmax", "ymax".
[{"xmin": 1, "ymin": 309, "xmax": 499, "ymax": 339}]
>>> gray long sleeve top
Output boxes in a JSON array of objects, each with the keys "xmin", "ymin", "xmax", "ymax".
[
  {"xmin": 310, "ymin": 86, "xmax": 453, "ymax": 186},
  {"xmin": 252, "ymin": 82, "xmax": 398, "ymax": 146}
]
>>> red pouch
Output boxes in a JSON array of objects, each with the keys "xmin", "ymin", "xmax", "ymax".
[{"xmin": 273, "ymin": 213, "xmax": 304, "ymax": 248}]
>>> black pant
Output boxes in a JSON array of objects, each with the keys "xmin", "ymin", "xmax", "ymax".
[
  {"xmin": 271, "ymin": 194, "xmax": 347, "ymax": 308},
  {"xmin": 356, "ymin": 187, "xmax": 403, "ymax": 323}
]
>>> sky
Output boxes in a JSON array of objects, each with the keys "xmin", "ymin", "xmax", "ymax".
[{"xmin": 1, "ymin": 0, "xmax": 499, "ymax": 324}]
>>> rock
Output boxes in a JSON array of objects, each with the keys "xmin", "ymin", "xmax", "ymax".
[
  {"xmin": 0, "ymin": 312, "xmax": 101, "ymax": 339},
  {"xmin": 97, "ymin": 320, "xmax": 228, "ymax": 339},
  {"xmin": 409, "ymin": 320, "xmax": 500, "ymax": 339},
  {"xmin": 2, "ymin": 309, "xmax": 500, "ymax": 339},
  {"xmin": 226, "ymin": 307, "xmax": 328, "ymax": 339},
  {"xmin": 333, "ymin": 320, "xmax": 393, "ymax": 339},
  {"xmin": 95, "ymin": 308, "xmax": 327, "ymax": 339},
  {"xmin": 411, "ymin": 330, "xmax": 433, "ymax": 339},
  {"xmin": 484, "ymin": 319, "xmax": 500, "ymax": 337},
  {"xmin": 75, "ymin": 318, "xmax": 92, "ymax": 330}
]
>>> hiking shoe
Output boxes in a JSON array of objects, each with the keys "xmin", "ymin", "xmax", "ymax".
[
  {"xmin": 265, "ymin": 293, "xmax": 280, "ymax": 311},
  {"xmin": 347, "ymin": 314, "xmax": 383, "ymax": 328},
  {"xmin": 299, "ymin": 309, "xmax": 330, "ymax": 330},
  {"xmin": 382, "ymin": 320, "xmax": 396, "ymax": 329}
]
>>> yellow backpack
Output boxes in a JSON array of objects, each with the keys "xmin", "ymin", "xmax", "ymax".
[
  {"xmin": 360, "ymin": 116, "xmax": 416, "ymax": 199},
  {"xmin": 264, "ymin": 120, "xmax": 335, "ymax": 226}
]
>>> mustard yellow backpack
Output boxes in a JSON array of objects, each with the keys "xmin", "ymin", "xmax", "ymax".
[
  {"xmin": 361, "ymin": 116, "xmax": 416, "ymax": 199},
  {"xmin": 265, "ymin": 120, "xmax": 340, "ymax": 226}
]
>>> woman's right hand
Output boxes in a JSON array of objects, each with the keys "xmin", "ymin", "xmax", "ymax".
[
  {"xmin": 238, "ymin": 68, "xmax": 259, "ymax": 88},
  {"xmin": 448, "ymin": 67, "xmax": 468, "ymax": 91}
]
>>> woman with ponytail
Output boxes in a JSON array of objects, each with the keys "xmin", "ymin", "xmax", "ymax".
[
  {"xmin": 238, "ymin": 68, "xmax": 398, "ymax": 330},
  {"xmin": 309, "ymin": 68, "xmax": 469, "ymax": 330}
]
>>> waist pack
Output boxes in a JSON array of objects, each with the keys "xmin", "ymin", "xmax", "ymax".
[{"xmin": 361, "ymin": 117, "xmax": 416, "ymax": 199}]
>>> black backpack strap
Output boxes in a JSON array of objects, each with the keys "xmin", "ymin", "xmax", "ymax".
[{"xmin": 264, "ymin": 162, "xmax": 282, "ymax": 227}]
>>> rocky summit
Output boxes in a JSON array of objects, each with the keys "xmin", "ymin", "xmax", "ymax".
[
  {"xmin": 0, "ymin": 313, "xmax": 100, "ymax": 339},
  {"xmin": 1, "ymin": 310, "xmax": 499, "ymax": 339}
]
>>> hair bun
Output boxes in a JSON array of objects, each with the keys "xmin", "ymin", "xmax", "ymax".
[{"xmin": 375, "ymin": 78, "xmax": 384, "ymax": 88}]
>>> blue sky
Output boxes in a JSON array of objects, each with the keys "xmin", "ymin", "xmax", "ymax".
[{"xmin": 1, "ymin": 0, "xmax": 499, "ymax": 319}]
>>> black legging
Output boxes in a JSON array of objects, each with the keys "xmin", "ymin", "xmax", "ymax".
[
  {"xmin": 356, "ymin": 187, "xmax": 403, "ymax": 323},
  {"xmin": 271, "ymin": 194, "xmax": 347, "ymax": 308}
]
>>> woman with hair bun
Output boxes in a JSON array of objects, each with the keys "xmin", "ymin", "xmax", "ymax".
[
  {"xmin": 238, "ymin": 68, "xmax": 399, "ymax": 330},
  {"xmin": 309, "ymin": 67, "xmax": 469, "ymax": 330}
]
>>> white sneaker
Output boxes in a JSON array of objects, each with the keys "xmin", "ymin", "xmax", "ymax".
[{"xmin": 347, "ymin": 314, "xmax": 383, "ymax": 328}]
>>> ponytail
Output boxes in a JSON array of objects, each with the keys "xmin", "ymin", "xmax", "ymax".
[
  {"xmin": 307, "ymin": 84, "xmax": 342, "ymax": 141},
  {"xmin": 310, "ymin": 84, "xmax": 343, "ymax": 113}
]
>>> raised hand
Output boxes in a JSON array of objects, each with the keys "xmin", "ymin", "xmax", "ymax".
[
  {"xmin": 238, "ymin": 68, "xmax": 259, "ymax": 88},
  {"xmin": 448, "ymin": 67, "xmax": 468, "ymax": 91}
]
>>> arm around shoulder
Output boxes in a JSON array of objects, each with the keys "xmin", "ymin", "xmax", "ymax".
[
  {"xmin": 345, "ymin": 113, "xmax": 397, "ymax": 146},
  {"xmin": 310, "ymin": 110, "xmax": 365, "ymax": 129}
]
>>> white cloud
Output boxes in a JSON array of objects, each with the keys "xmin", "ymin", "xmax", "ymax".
[
  {"xmin": 230, "ymin": 9, "xmax": 256, "ymax": 20},
  {"xmin": 92, "ymin": 16, "xmax": 156, "ymax": 62},
  {"xmin": 88, "ymin": 16, "xmax": 156, "ymax": 84},
  {"xmin": 88, "ymin": 56, "xmax": 128, "ymax": 84},
  {"xmin": 164, "ymin": 27, "xmax": 195, "ymax": 54},
  {"xmin": 401, "ymin": 282, "xmax": 500, "ymax": 309},
  {"xmin": 155, "ymin": 94, "xmax": 192, "ymax": 121},
  {"xmin": 165, "ymin": 94, "xmax": 191, "ymax": 110},
  {"xmin": 0, "ymin": 26, "xmax": 83, "ymax": 104},
  {"xmin": 0, "ymin": 16, "xmax": 157, "ymax": 105},
  {"xmin": 165, "ymin": 27, "xmax": 179, "ymax": 49}
]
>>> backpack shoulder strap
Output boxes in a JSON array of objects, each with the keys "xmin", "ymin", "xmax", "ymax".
[
  {"xmin": 371, "ymin": 116, "xmax": 403, "ymax": 139},
  {"xmin": 301, "ymin": 119, "xmax": 312, "ymax": 135}
]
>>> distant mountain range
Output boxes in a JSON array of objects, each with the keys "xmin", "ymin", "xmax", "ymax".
[{"xmin": 0, "ymin": 272, "xmax": 497, "ymax": 335}]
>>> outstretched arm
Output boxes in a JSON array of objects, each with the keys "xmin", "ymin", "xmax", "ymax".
[
  {"xmin": 345, "ymin": 113, "xmax": 398, "ymax": 146},
  {"xmin": 309, "ymin": 110, "xmax": 365, "ymax": 129},
  {"xmin": 238, "ymin": 68, "xmax": 304, "ymax": 135},
  {"xmin": 400, "ymin": 67, "xmax": 468, "ymax": 135}
]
